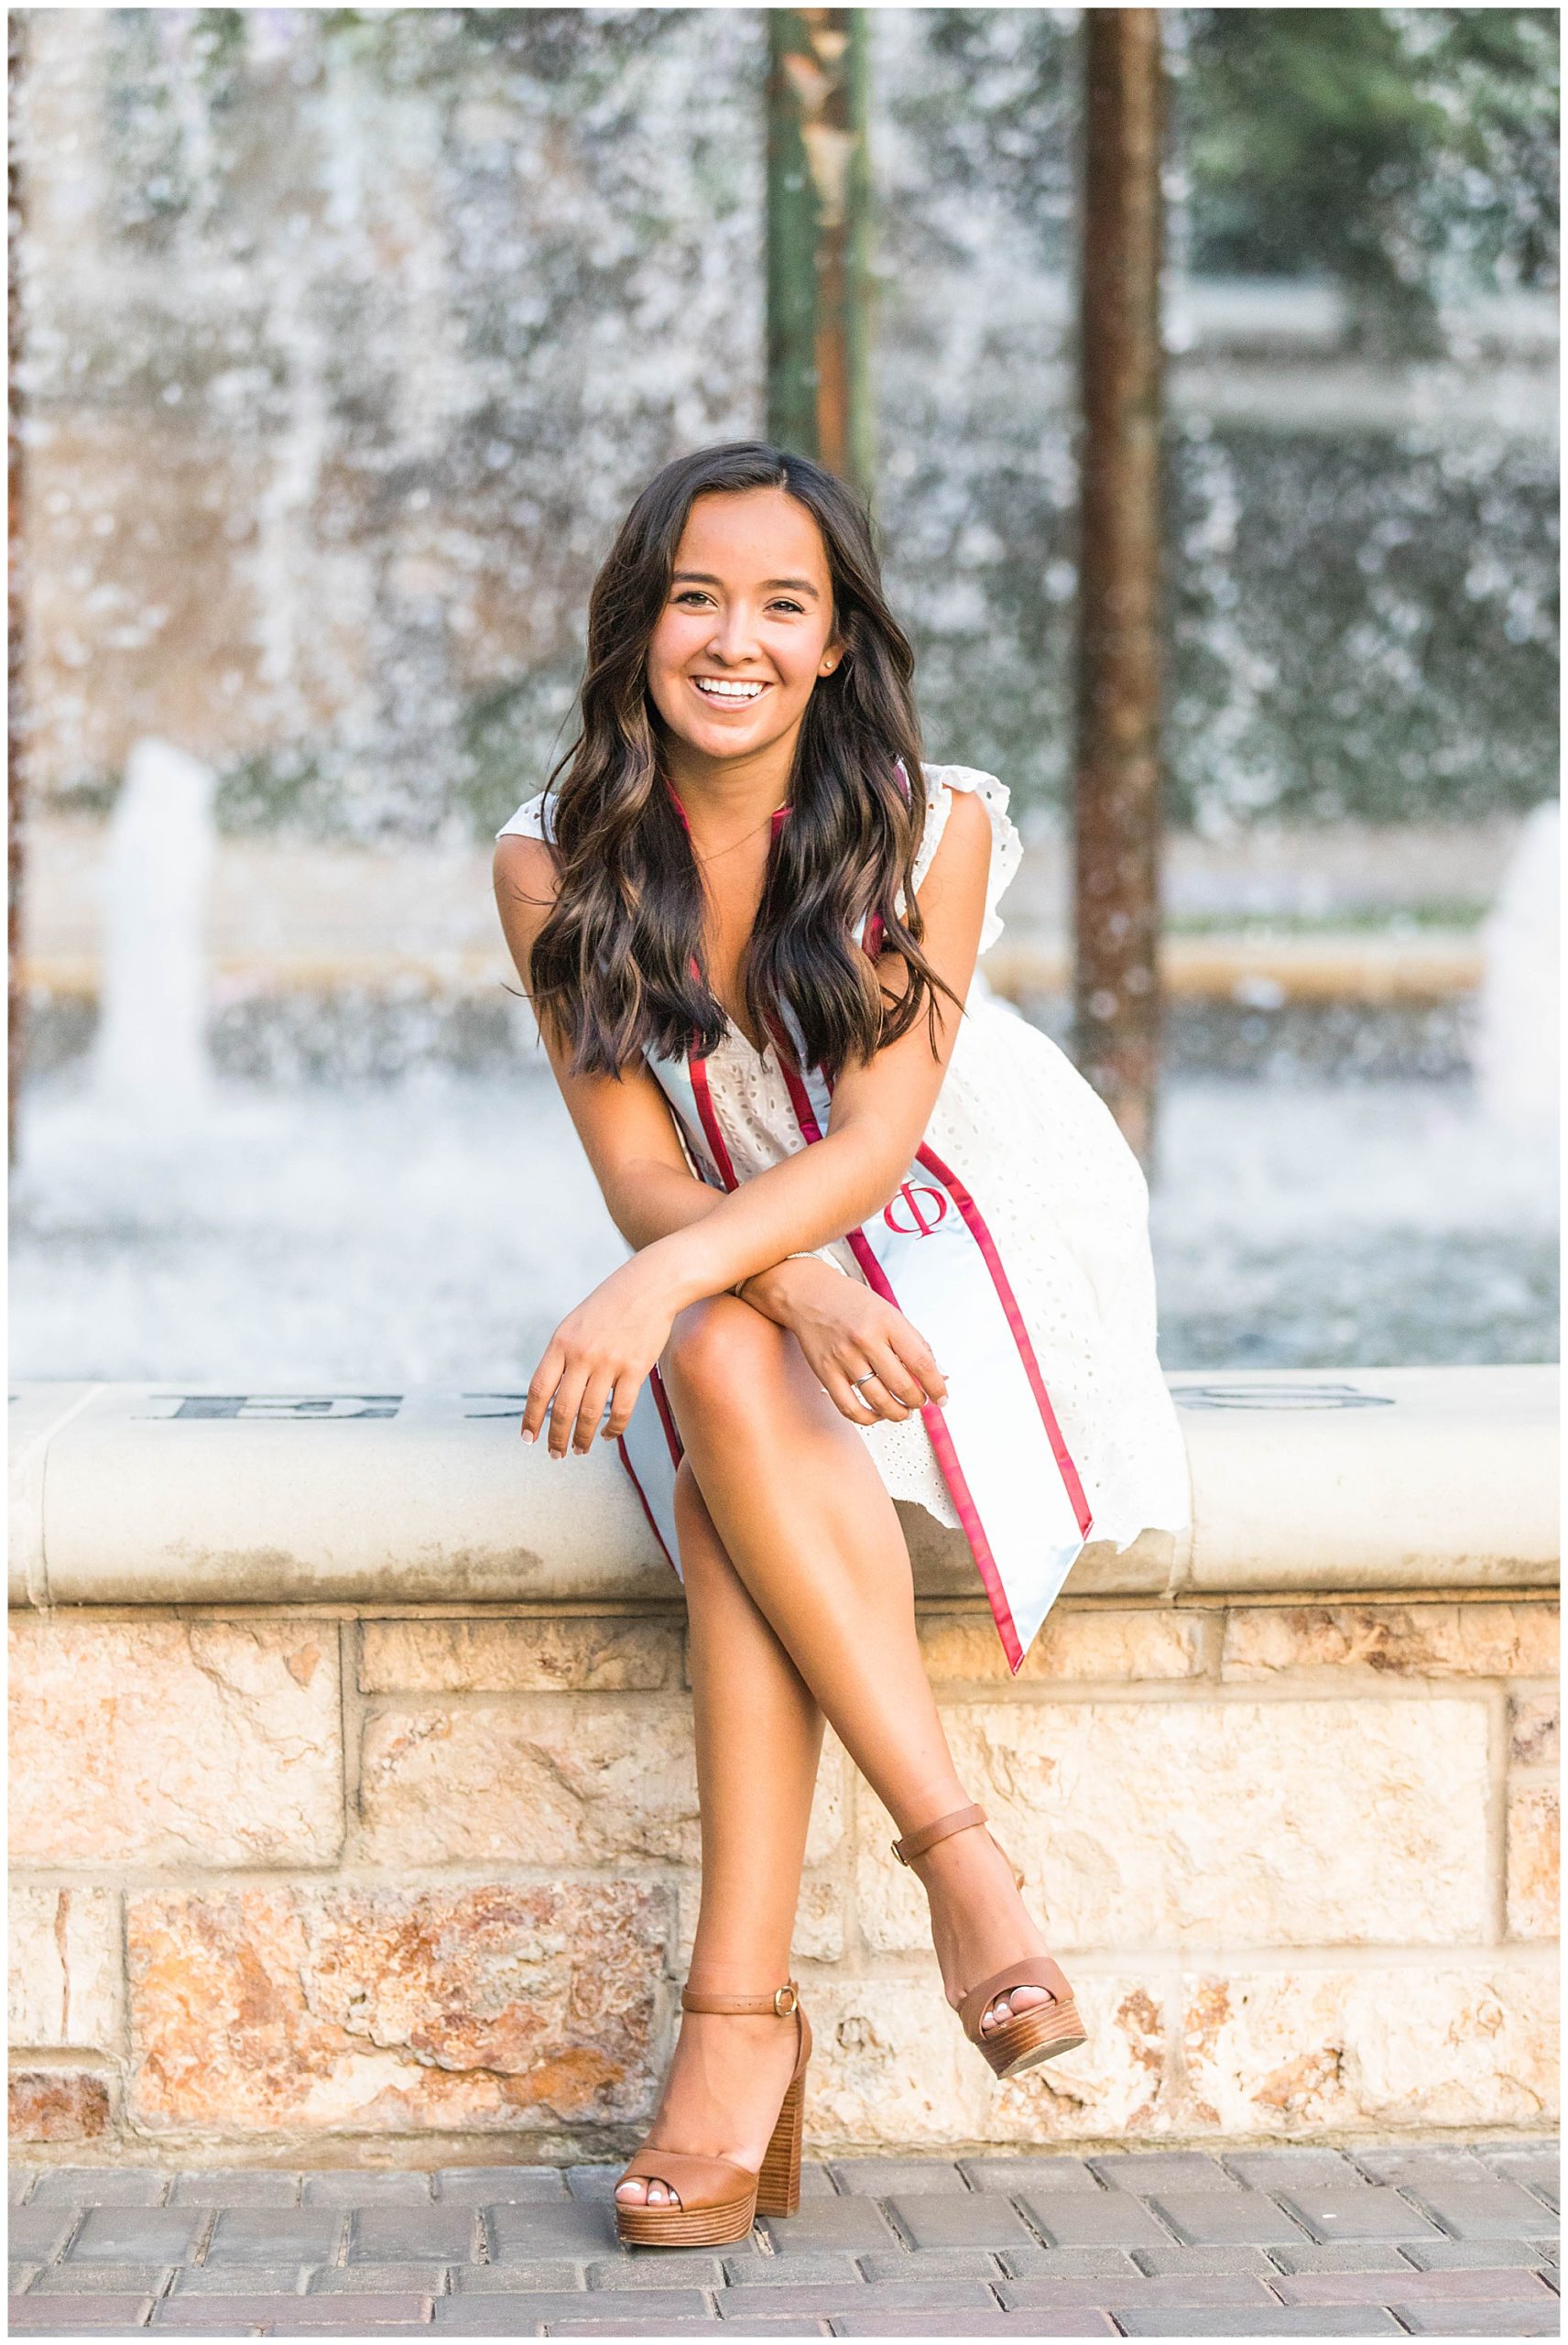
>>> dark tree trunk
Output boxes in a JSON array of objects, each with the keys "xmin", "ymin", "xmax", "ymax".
[{"xmin": 1073, "ymin": 8, "xmax": 1167, "ymax": 1173}]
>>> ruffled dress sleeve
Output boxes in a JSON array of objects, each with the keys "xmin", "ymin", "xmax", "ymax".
[
  {"xmin": 495, "ymin": 790, "xmax": 558, "ymax": 844},
  {"xmin": 899, "ymin": 764, "xmax": 1024, "ymax": 954}
]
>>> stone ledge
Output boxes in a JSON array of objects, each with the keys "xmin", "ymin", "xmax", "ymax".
[{"xmin": 8, "ymin": 1368, "xmax": 1557, "ymax": 1612}]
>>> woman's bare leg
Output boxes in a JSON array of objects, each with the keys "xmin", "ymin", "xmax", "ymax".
[
  {"xmin": 660, "ymin": 1301, "xmax": 1055, "ymax": 2045},
  {"xmin": 616, "ymin": 1456, "xmax": 823, "ymax": 2211}
]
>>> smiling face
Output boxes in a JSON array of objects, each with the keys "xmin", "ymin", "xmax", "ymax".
[{"xmin": 645, "ymin": 485, "xmax": 843, "ymax": 774}]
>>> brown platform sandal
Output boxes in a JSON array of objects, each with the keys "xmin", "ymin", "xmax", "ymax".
[
  {"xmin": 613, "ymin": 1980, "xmax": 812, "ymax": 2248},
  {"xmin": 892, "ymin": 1801, "xmax": 1088, "ymax": 2082}
]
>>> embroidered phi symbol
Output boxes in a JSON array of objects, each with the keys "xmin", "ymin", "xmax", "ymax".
[{"xmin": 883, "ymin": 1181, "xmax": 949, "ymax": 1238}]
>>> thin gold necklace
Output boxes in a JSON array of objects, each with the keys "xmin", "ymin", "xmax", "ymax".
[{"xmin": 689, "ymin": 803, "xmax": 790, "ymax": 867}]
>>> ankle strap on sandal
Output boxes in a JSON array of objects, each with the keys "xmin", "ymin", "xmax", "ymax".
[
  {"xmin": 681, "ymin": 1980, "xmax": 800, "ymax": 2016},
  {"xmin": 891, "ymin": 1800, "xmax": 986, "ymax": 1867}
]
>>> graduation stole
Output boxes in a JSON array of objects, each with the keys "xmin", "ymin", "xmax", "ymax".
[{"xmin": 615, "ymin": 772, "xmax": 1093, "ymax": 1673}]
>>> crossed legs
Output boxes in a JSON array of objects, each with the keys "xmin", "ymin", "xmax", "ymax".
[{"xmin": 615, "ymin": 1293, "xmax": 1054, "ymax": 2211}]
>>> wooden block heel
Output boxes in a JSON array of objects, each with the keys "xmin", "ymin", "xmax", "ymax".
[
  {"xmin": 754, "ymin": 2065, "xmax": 806, "ymax": 2217},
  {"xmin": 891, "ymin": 1800, "xmax": 1092, "ymax": 2085},
  {"xmin": 613, "ymin": 1980, "xmax": 811, "ymax": 2248}
]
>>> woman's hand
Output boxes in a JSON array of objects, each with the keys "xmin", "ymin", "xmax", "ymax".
[
  {"xmin": 521, "ymin": 1253, "xmax": 679, "ymax": 1459},
  {"xmin": 748, "ymin": 1258, "xmax": 950, "ymax": 1426}
]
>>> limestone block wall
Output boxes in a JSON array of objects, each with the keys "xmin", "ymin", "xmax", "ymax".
[{"xmin": 8, "ymin": 1369, "xmax": 1560, "ymax": 2163}]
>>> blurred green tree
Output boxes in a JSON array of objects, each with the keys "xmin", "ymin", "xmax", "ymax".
[
  {"xmin": 1182, "ymin": 8, "xmax": 1559, "ymax": 347},
  {"xmin": 909, "ymin": 6, "xmax": 1558, "ymax": 345}
]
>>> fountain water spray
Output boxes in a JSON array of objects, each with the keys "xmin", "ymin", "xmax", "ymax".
[
  {"xmin": 93, "ymin": 736, "xmax": 218, "ymax": 1128},
  {"xmin": 1475, "ymin": 798, "xmax": 1559, "ymax": 1135}
]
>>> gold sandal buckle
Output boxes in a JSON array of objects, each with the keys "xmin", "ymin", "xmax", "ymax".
[
  {"xmin": 890, "ymin": 1839, "xmax": 908, "ymax": 1865},
  {"xmin": 773, "ymin": 1981, "xmax": 799, "ymax": 2015}
]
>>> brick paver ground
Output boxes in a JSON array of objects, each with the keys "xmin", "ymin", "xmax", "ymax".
[{"xmin": 7, "ymin": 2142, "xmax": 1558, "ymax": 2339}]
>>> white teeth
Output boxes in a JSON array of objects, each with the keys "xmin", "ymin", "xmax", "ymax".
[{"xmin": 693, "ymin": 678, "xmax": 765, "ymax": 701}]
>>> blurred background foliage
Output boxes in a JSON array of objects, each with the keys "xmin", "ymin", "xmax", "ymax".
[
  {"xmin": 18, "ymin": 5, "xmax": 1558, "ymax": 843},
  {"xmin": 1182, "ymin": 10, "xmax": 1558, "ymax": 325}
]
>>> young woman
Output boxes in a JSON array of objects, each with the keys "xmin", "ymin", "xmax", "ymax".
[{"xmin": 494, "ymin": 442, "xmax": 1191, "ymax": 2247}]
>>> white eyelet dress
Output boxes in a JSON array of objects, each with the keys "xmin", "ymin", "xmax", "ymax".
[{"xmin": 497, "ymin": 764, "xmax": 1192, "ymax": 1672}]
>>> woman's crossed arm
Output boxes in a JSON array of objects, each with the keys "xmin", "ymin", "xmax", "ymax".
[{"xmin": 492, "ymin": 784, "xmax": 991, "ymax": 1452}]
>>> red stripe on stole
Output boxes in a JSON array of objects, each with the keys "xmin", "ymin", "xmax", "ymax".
[
  {"xmin": 689, "ymin": 1051, "xmax": 739, "ymax": 1192},
  {"xmin": 648, "ymin": 1361, "xmax": 684, "ymax": 1467},
  {"xmin": 771, "ymin": 1047, "xmax": 1026, "ymax": 1677},
  {"xmin": 912, "ymin": 1138, "xmax": 1094, "ymax": 1540},
  {"xmin": 772, "ymin": 989, "xmax": 1092, "ymax": 1542},
  {"xmin": 675, "ymin": 900, "xmax": 741, "ymax": 1192},
  {"xmin": 617, "ymin": 1432, "xmax": 680, "ymax": 1574},
  {"xmin": 671, "ymin": 792, "xmax": 792, "ymax": 1198}
]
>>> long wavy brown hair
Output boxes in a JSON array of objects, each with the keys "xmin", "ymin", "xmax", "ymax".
[{"xmin": 517, "ymin": 442, "xmax": 965, "ymax": 1080}]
